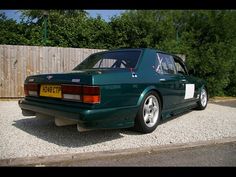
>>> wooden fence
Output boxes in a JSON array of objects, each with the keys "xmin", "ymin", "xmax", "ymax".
[{"xmin": 0, "ymin": 45, "xmax": 105, "ymax": 98}]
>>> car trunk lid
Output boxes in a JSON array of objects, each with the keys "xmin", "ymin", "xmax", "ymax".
[{"xmin": 25, "ymin": 70, "xmax": 94, "ymax": 85}]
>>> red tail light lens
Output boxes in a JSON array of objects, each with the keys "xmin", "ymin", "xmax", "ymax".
[
  {"xmin": 61, "ymin": 85, "xmax": 82, "ymax": 94},
  {"xmin": 61, "ymin": 85, "xmax": 100, "ymax": 104},
  {"xmin": 83, "ymin": 86, "xmax": 100, "ymax": 95},
  {"xmin": 24, "ymin": 84, "xmax": 29, "ymax": 96},
  {"xmin": 24, "ymin": 83, "xmax": 39, "ymax": 97},
  {"xmin": 61, "ymin": 85, "xmax": 82, "ymax": 101}
]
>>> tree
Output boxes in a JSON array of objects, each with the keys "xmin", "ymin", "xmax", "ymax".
[
  {"xmin": 0, "ymin": 12, "xmax": 28, "ymax": 45},
  {"xmin": 0, "ymin": 10, "xmax": 235, "ymax": 97}
]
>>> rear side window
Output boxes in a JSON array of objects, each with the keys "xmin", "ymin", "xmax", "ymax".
[{"xmin": 156, "ymin": 53, "xmax": 176, "ymax": 74}]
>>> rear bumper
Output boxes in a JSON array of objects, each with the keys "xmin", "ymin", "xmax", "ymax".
[
  {"xmin": 19, "ymin": 99, "xmax": 87, "ymax": 121},
  {"xmin": 18, "ymin": 98, "xmax": 138, "ymax": 130}
]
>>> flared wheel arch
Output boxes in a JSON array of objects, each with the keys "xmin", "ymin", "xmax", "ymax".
[{"xmin": 137, "ymin": 86, "xmax": 163, "ymax": 112}]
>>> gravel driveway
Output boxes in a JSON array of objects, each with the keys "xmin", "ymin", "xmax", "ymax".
[{"xmin": 0, "ymin": 100, "xmax": 236, "ymax": 159}]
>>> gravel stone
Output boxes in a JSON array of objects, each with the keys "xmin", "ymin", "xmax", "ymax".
[{"xmin": 0, "ymin": 101, "xmax": 236, "ymax": 159}]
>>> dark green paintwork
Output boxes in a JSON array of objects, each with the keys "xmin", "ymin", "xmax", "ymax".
[{"xmin": 19, "ymin": 48, "xmax": 206, "ymax": 130}]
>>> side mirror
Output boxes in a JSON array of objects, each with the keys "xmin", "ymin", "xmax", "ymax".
[{"xmin": 188, "ymin": 68, "xmax": 195, "ymax": 76}]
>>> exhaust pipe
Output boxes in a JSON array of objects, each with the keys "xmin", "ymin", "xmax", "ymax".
[
  {"xmin": 77, "ymin": 124, "xmax": 91, "ymax": 132},
  {"xmin": 55, "ymin": 117, "xmax": 78, "ymax": 126},
  {"xmin": 54, "ymin": 117, "xmax": 91, "ymax": 132}
]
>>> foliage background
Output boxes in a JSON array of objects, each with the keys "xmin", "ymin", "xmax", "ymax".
[{"xmin": 0, "ymin": 10, "xmax": 236, "ymax": 97}]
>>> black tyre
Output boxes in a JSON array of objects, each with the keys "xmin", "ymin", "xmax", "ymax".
[
  {"xmin": 134, "ymin": 91, "xmax": 161, "ymax": 134},
  {"xmin": 197, "ymin": 87, "xmax": 208, "ymax": 110}
]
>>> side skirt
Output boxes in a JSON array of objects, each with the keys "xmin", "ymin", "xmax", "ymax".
[{"xmin": 161, "ymin": 102, "xmax": 198, "ymax": 120}]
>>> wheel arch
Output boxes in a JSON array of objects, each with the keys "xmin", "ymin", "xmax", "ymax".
[{"xmin": 137, "ymin": 86, "xmax": 163, "ymax": 110}]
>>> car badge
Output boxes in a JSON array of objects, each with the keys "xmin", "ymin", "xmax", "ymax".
[
  {"xmin": 46, "ymin": 75, "xmax": 53, "ymax": 80},
  {"xmin": 28, "ymin": 78, "xmax": 34, "ymax": 82},
  {"xmin": 132, "ymin": 72, "xmax": 137, "ymax": 78},
  {"xmin": 130, "ymin": 68, "xmax": 137, "ymax": 78},
  {"xmin": 72, "ymin": 79, "xmax": 80, "ymax": 83}
]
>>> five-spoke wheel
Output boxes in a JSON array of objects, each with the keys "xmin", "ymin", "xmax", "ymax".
[
  {"xmin": 134, "ymin": 91, "xmax": 161, "ymax": 133},
  {"xmin": 197, "ymin": 87, "xmax": 208, "ymax": 110}
]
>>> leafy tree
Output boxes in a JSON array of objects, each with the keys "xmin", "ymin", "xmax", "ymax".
[
  {"xmin": 178, "ymin": 10, "xmax": 235, "ymax": 96},
  {"xmin": 0, "ymin": 10, "xmax": 236, "ymax": 97},
  {"xmin": 0, "ymin": 12, "xmax": 28, "ymax": 45}
]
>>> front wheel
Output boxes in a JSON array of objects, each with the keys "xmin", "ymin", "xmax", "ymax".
[
  {"xmin": 134, "ymin": 91, "xmax": 161, "ymax": 134},
  {"xmin": 197, "ymin": 87, "xmax": 208, "ymax": 110}
]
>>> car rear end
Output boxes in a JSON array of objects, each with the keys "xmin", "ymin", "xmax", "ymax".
[
  {"xmin": 19, "ymin": 49, "xmax": 144, "ymax": 131},
  {"xmin": 19, "ymin": 71, "xmax": 103, "ymax": 131}
]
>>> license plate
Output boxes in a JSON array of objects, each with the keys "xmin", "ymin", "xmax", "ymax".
[{"xmin": 40, "ymin": 85, "xmax": 62, "ymax": 98}]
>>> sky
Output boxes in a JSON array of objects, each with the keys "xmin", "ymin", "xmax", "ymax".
[{"xmin": 1, "ymin": 10, "xmax": 125, "ymax": 22}]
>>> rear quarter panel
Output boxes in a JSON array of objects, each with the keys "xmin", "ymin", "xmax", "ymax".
[{"xmin": 92, "ymin": 49, "xmax": 161, "ymax": 109}]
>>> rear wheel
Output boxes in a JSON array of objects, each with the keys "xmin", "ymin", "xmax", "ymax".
[
  {"xmin": 197, "ymin": 87, "xmax": 208, "ymax": 110},
  {"xmin": 134, "ymin": 91, "xmax": 161, "ymax": 134}
]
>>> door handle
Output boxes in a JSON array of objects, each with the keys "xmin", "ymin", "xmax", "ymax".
[{"xmin": 159, "ymin": 78, "xmax": 166, "ymax": 82}]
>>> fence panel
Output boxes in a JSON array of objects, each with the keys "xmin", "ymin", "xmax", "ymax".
[{"xmin": 0, "ymin": 45, "xmax": 105, "ymax": 98}]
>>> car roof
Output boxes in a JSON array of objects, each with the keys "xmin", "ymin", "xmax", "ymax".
[
  {"xmin": 92, "ymin": 48, "xmax": 184, "ymax": 63},
  {"xmin": 105, "ymin": 48, "xmax": 182, "ymax": 59}
]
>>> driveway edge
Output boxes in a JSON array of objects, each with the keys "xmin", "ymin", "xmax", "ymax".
[{"xmin": 1, "ymin": 136, "xmax": 236, "ymax": 166}]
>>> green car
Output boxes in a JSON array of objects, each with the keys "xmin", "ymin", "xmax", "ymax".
[{"xmin": 19, "ymin": 48, "xmax": 208, "ymax": 133}]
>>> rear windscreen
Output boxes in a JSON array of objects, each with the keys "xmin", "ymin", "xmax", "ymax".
[{"xmin": 73, "ymin": 50, "xmax": 141, "ymax": 70}]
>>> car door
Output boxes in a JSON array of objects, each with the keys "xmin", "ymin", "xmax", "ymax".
[
  {"xmin": 155, "ymin": 53, "xmax": 185, "ymax": 110},
  {"xmin": 173, "ymin": 56, "xmax": 197, "ymax": 105}
]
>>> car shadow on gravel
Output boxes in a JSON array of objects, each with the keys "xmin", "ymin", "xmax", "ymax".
[
  {"xmin": 12, "ymin": 117, "xmax": 125, "ymax": 148},
  {"xmin": 120, "ymin": 109, "xmax": 195, "ymax": 136},
  {"xmin": 160, "ymin": 109, "xmax": 193, "ymax": 125}
]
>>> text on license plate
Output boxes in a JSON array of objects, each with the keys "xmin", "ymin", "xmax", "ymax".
[{"xmin": 40, "ymin": 85, "xmax": 62, "ymax": 98}]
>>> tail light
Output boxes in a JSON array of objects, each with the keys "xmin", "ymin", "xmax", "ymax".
[
  {"xmin": 61, "ymin": 85, "xmax": 100, "ymax": 104},
  {"xmin": 61, "ymin": 85, "xmax": 82, "ymax": 101},
  {"xmin": 83, "ymin": 95, "xmax": 100, "ymax": 104},
  {"xmin": 82, "ymin": 86, "xmax": 100, "ymax": 104},
  {"xmin": 24, "ymin": 83, "xmax": 39, "ymax": 97}
]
